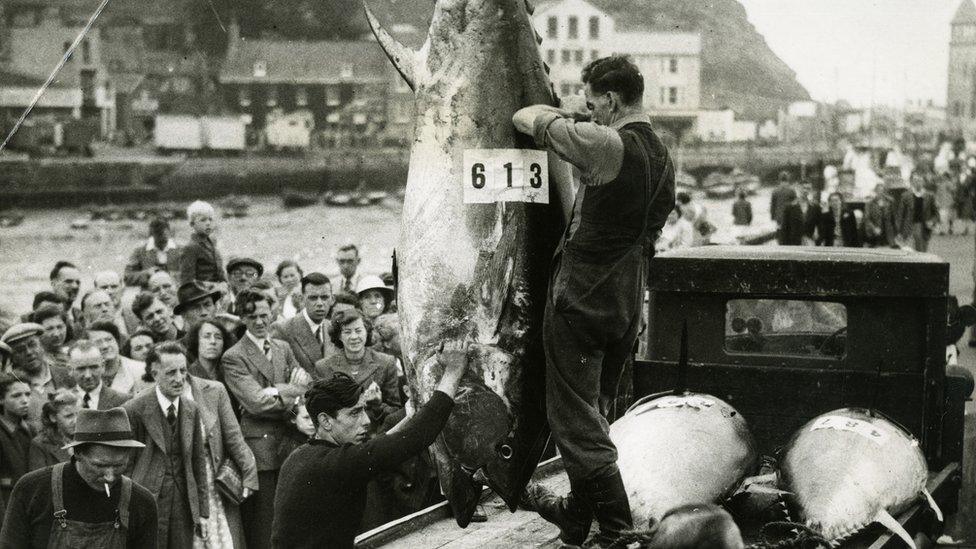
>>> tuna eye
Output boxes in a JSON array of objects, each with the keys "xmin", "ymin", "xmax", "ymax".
[{"xmin": 497, "ymin": 444, "xmax": 513, "ymax": 460}]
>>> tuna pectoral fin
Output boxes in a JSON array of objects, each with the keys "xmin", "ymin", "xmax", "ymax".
[
  {"xmin": 874, "ymin": 509, "xmax": 916, "ymax": 549},
  {"xmin": 922, "ymin": 489, "xmax": 944, "ymax": 522},
  {"xmin": 448, "ymin": 464, "xmax": 484, "ymax": 528},
  {"xmin": 363, "ymin": 2, "xmax": 419, "ymax": 91}
]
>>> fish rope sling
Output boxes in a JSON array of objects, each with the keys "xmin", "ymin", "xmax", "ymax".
[{"xmin": 596, "ymin": 520, "xmax": 831, "ymax": 549}]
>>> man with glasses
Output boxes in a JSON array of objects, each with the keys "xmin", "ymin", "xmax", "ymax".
[
  {"xmin": 331, "ymin": 245, "xmax": 362, "ymax": 294},
  {"xmin": 272, "ymin": 272, "xmax": 336, "ymax": 375},
  {"xmin": 226, "ymin": 257, "xmax": 264, "ymax": 315},
  {"xmin": 222, "ymin": 289, "xmax": 310, "ymax": 549},
  {"xmin": 513, "ymin": 55, "xmax": 675, "ymax": 547}
]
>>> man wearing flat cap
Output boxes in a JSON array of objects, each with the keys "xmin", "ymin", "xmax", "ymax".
[
  {"xmin": 0, "ymin": 407, "xmax": 158, "ymax": 548},
  {"xmin": 175, "ymin": 281, "xmax": 223, "ymax": 329},
  {"xmin": 2, "ymin": 323, "xmax": 75, "ymax": 432},
  {"xmin": 226, "ymin": 257, "xmax": 263, "ymax": 316}
]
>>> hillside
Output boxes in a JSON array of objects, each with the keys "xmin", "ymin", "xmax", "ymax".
[{"xmin": 368, "ymin": 0, "xmax": 810, "ymax": 120}]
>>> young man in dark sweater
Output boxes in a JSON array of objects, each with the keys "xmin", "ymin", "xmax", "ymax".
[{"xmin": 271, "ymin": 340, "xmax": 471, "ymax": 549}]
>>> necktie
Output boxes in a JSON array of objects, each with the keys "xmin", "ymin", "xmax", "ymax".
[
  {"xmin": 315, "ymin": 325, "xmax": 326, "ymax": 355},
  {"xmin": 263, "ymin": 340, "xmax": 272, "ymax": 360},
  {"xmin": 343, "ymin": 278, "xmax": 352, "ymax": 293},
  {"xmin": 82, "ymin": 393, "xmax": 91, "ymax": 409},
  {"xmin": 167, "ymin": 403, "xmax": 177, "ymax": 428}
]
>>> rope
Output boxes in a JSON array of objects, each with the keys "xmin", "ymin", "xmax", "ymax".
[
  {"xmin": 604, "ymin": 527, "xmax": 658, "ymax": 548},
  {"xmin": 746, "ymin": 521, "xmax": 832, "ymax": 549}
]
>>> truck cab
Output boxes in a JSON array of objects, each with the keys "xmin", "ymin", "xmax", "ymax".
[{"xmin": 635, "ymin": 246, "xmax": 973, "ymax": 545}]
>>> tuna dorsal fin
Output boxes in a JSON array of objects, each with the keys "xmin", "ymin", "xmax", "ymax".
[
  {"xmin": 874, "ymin": 509, "xmax": 916, "ymax": 549},
  {"xmin": 675, "ymin": 321, "xmax": 689, "ymax": 395},
  {"xmin": 922, "ymin": 489, "xmax": 944, "ymax": 522},
  {"xmin": 363, "ymin": 2, "xmax": 418, "ymax": 91}
]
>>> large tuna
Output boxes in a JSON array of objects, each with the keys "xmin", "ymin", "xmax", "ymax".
[
  {"xmin": 363, "ymin": 0, "xmax": 571, "ymax": 527},
  {"xmin": 609, "ymin": 392, "xmax": 759, "ymax": 528},
  {"xmin": 778, "ymin": 408, "xmax": 940, "ymax": 547}
]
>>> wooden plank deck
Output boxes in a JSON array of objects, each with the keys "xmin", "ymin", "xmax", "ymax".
[{"xmin": 357, "ymin": 460, "xmax": 569, "ymax": 548}]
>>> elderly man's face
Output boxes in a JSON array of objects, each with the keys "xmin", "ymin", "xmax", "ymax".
[
  {"xmin": 87, "ymin": 329, "xmax": 119, "ymax": 362},
  {"xmin": 153, "ymin": 352, "xmax": 187, "ymax": 400},
  {"xmin": 53, "ymin": 267, "xmax": 81, "ymax": 303},
  {"xmin": 69, "ymin": 347, "xmax": 105, "ymax": 394},
  {"xmin": 229, "ymin": 267, "xmax": 259, "ymax": 294},
  {"xmin": 82, "ymin": 290, "xmax": 115, "ymax": 325},
  {"xmin": 94, "ymin": 272, "xmax": 123, "ymax": 308},
  {"xmin": 148, "ymin": 273, "xmax": 177, "ymax": 307},
  {"xmin": 10, "ymin": 336, "xmax": 45, "ymax": 373},
  {"xmin": 181, "ymin": 297, "xmax": 215, "ymax": 327},
  {"xmin": 336, "ymin": 250, "xmax": 360, "ymax": 278}
]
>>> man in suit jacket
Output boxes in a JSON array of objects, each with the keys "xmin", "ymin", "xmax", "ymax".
[
  {"xmin": 779, "ymin": 184, "xmax": 820, "ymax": 246},
  {"xmin": 66, "ymin": 339, "xmax": 130, "ymax": 410},
  {"xmin": 271, "ymin": 272, "xmax": 336, "ymax": 375},
  {"xmin": 124, "ymin": 341, "xmax": 209, "ymax": 548},
  {"xmin": 222, "ymin": 289, "xmax": 310, "ymax": 549},
  {"xmin": 331, "ymin": 244, "xmax": 363, "ymax": 294}
]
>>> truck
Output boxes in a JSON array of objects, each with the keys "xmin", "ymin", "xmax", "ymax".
[
  {"xmin": 154, "ymin": 114, "xmax": 246, "ymax": 153},
  {"xmin": 356, "ymin": 246, "xmax": 972, "ymax": 548}
]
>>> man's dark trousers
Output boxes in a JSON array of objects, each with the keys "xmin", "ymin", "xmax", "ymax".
[{"xmin": 543, "ymin": 245, "xmax": 644, "ymax": 482}]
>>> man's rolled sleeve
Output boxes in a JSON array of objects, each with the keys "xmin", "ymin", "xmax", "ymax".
[{"xmin": 516, "ymin": 105, "xmax": 624, "ymax": 185}]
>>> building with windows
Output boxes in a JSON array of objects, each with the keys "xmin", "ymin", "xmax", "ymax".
[
  {"xmin": 533, "ymin": 0, "xmax": 701, "ymax": 137},
  {"xmin": 218, "ymin": 22, "xmax": 414, "ymax": 147},
  {"xmin": 948, "ymin": 0, "xmax": 976, "ymax": 131}
]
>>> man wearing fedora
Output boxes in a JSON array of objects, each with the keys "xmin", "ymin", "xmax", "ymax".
[
  {"xmin": 0, "ymin": 407, "xmax": 158, "ymax": 548},
  {"xmin": 123, "ymin": 341, "xmax": 209, "ymax": 548},
  {"xmin": 175, "ymin": 281, "xmax": 222, "ymax": 330},
  {"xmin": 271, "ymin": 272, "xmax": 336, "ymax": 376}
]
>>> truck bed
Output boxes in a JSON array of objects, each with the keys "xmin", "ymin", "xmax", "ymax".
[{"xmin": 355, "ymin": 460, "xmax": 959, "ymax": 549}]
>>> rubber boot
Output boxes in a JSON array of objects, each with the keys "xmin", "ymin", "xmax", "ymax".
[
  {"xmin": 579, "ymin": 470, "xmax": 633, "ymax": 548},
  {"xmin": 521, "ymin": 482, "xmax": 592, "ymax": 546}
]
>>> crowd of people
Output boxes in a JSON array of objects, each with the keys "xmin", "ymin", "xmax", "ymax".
[{"xmin": 0, "ymin": 199, "xmax": 428, "ymax": 548}]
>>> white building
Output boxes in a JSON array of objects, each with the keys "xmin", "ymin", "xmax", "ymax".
[{"xmin": 533, "ymin": 0, "xmax": 701, "ymax": 136}]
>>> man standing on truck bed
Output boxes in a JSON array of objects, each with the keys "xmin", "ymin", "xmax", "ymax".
[{"xmin": 513, "ymin": 55, "xmax": 676, "ymax": 547}]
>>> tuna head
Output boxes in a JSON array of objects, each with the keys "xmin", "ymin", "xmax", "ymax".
[
  {"xmin": 609, "ymin": 393, "xmax": 759, "ymax": 528},
  {"xmin": 778, "ymin": 408, "xmax": 930, "ymax": 547},
  {"xmin": 365, "ymin": 0, "xmax": 567, "ymax": 528}
]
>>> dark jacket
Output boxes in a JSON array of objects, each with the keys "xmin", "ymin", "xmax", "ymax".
[
  {"xmin": 187, "ymin": 376, "xmax": 258, "ymax": 493},
  {"xmin": 0, "ymin": 461, "xmax": 158, "ymax": 549},
  {"xmin": 178, "ymin": 232, "xmax": 225, "ymax": 284},
  {"xmin": 271, "ymin": 392, "xmax": 454, "ymax": 549},
  {"xmin": 817, "ymin": 209, "xmax": 861, "ymax": 247},
  {"xmin": 732, "ymin": 199, "xmax": 753, "ymax": 226},
  {"xmin": 271, "ymin": 313, "xmax": 337, "ymax": 376},
  {"xmin": 770, "ymin": 184, "xmax": 797, "ymax": 224},
  {"xmin": 221, "ymin": 336, "xmax": 307, "ymax": 471},
  {"xmin": 0, "ymin": 417, "xmax": 36, "ymax": 518},
  {"xmin": 314, "ymin": 349, "xmax": 402, "ymax": 426},
  {"xmin": 864, "ymin": 194, "xmax": 896, "ymax": 247},
  {"xmin": 124, "ymin": 240, "xmax": 181, "ymax": 287},
  {"xmin": 27, "ymin": 429, "xmax": 70, "ymax": 472},
  {"xmin": 779, "ymin": 201, "xmax": 820, "ymax": 245}
]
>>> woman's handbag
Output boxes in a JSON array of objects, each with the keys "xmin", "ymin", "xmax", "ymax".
[{"xmin": 215, "ymin": 459, "xmax": 246, "ymax": 505}]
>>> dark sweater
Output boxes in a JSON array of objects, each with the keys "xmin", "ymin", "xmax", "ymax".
[
  {"xmin": 271, "ymin": 391, "xmax": 455, "ymax": 549},
  {"xmin": 0, "ymin": 459, "xmax": 158, "ymax": 548}
]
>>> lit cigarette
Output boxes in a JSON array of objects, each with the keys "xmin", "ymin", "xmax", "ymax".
[{"xmin": 104, "ymin": 483, "xmax": 110, "ymax": 497}]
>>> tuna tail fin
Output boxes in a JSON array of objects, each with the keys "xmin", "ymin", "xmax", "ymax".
[
  {"xmin": 874, "ymin": 509, "xmax": 916, "ymax": 549},
  {"xmin": 363, "ymin": 2, "xmax": 419, "ymax": 91},
  {"xmin": 922, "ymin": 488, "xmax": 944, "ymax": 522}
]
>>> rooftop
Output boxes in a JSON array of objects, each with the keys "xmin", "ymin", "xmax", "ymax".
[
  {"xmin": 219, "ymin": 39, "xmax": 393, "ymax": 85},
  {"xmin": 954, "ymin": 0, "xmax": 976, "ymax": 25}
]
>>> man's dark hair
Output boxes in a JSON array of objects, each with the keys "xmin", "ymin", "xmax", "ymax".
[
  {"xmin": 301, "ymin": 272, "xmax": 331, "ymax": 293},
  {"xmin": 131, "ymin": 291, "xmax": 157, "ymax": 320},
  {"xmin": 332, "ymin": 291, "xmax": 361, "ymax": 310},
  {"xmin": 86, "ymin": 321, "xmax": 121, "ymax": 345},
  {"xmin": 305, "ymin": 373, "xmax": 363, "ymax": 425},
  {"xmin": 143, "ymin": 341, "xmax": 186, "ymax": 381},
  {"xmin": 49, "ymin": 261, "xmax": 78, "ymax": 282},
  {"xmin": 148, "ymin": 217, "xmax": 169, "ymax": 235},
  {"xmin": 236, "ymin": 289, "xmax": 272, "ymax": 317},
  {"xmin": 581, "ymin": 55, "xmax": 644, "ymax": 105},
  {"xmin": 185, "ymin": 319, "xmax": 233, "ymax": 361},
  {"xmin": 337, "ymin": 244, "xmax": 359, "ymax": 256},
  {"xmin": 329, "ymin": 308, "xmax": 372, "ymax": 349},
  {"xmin": 29, "ymin": 303, "xmax": 67, "ymax": 326},
  {"xmin": 32, "ymin": 291, "xmax": 67, "ymax": 311},
  {"xmin": 0, "ymin": 373, "xmax": 26, "ymax": 399}
]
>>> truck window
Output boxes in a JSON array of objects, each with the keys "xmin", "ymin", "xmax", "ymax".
[{"xmin": 725, "ymin": 299, "xmax": 847, "ymax": 358}]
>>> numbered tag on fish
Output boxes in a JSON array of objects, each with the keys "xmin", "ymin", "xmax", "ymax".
[
  {"xmin": 462, "ymin": 149, "xmax": 549, "ymax": 204},
  {"xmin": 652, "ymin": 395, "xmax": 715, "ymax": 410},
  {"xmin": 810, "ymin": 415, "xmax": 890, "ymax": 445}
]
